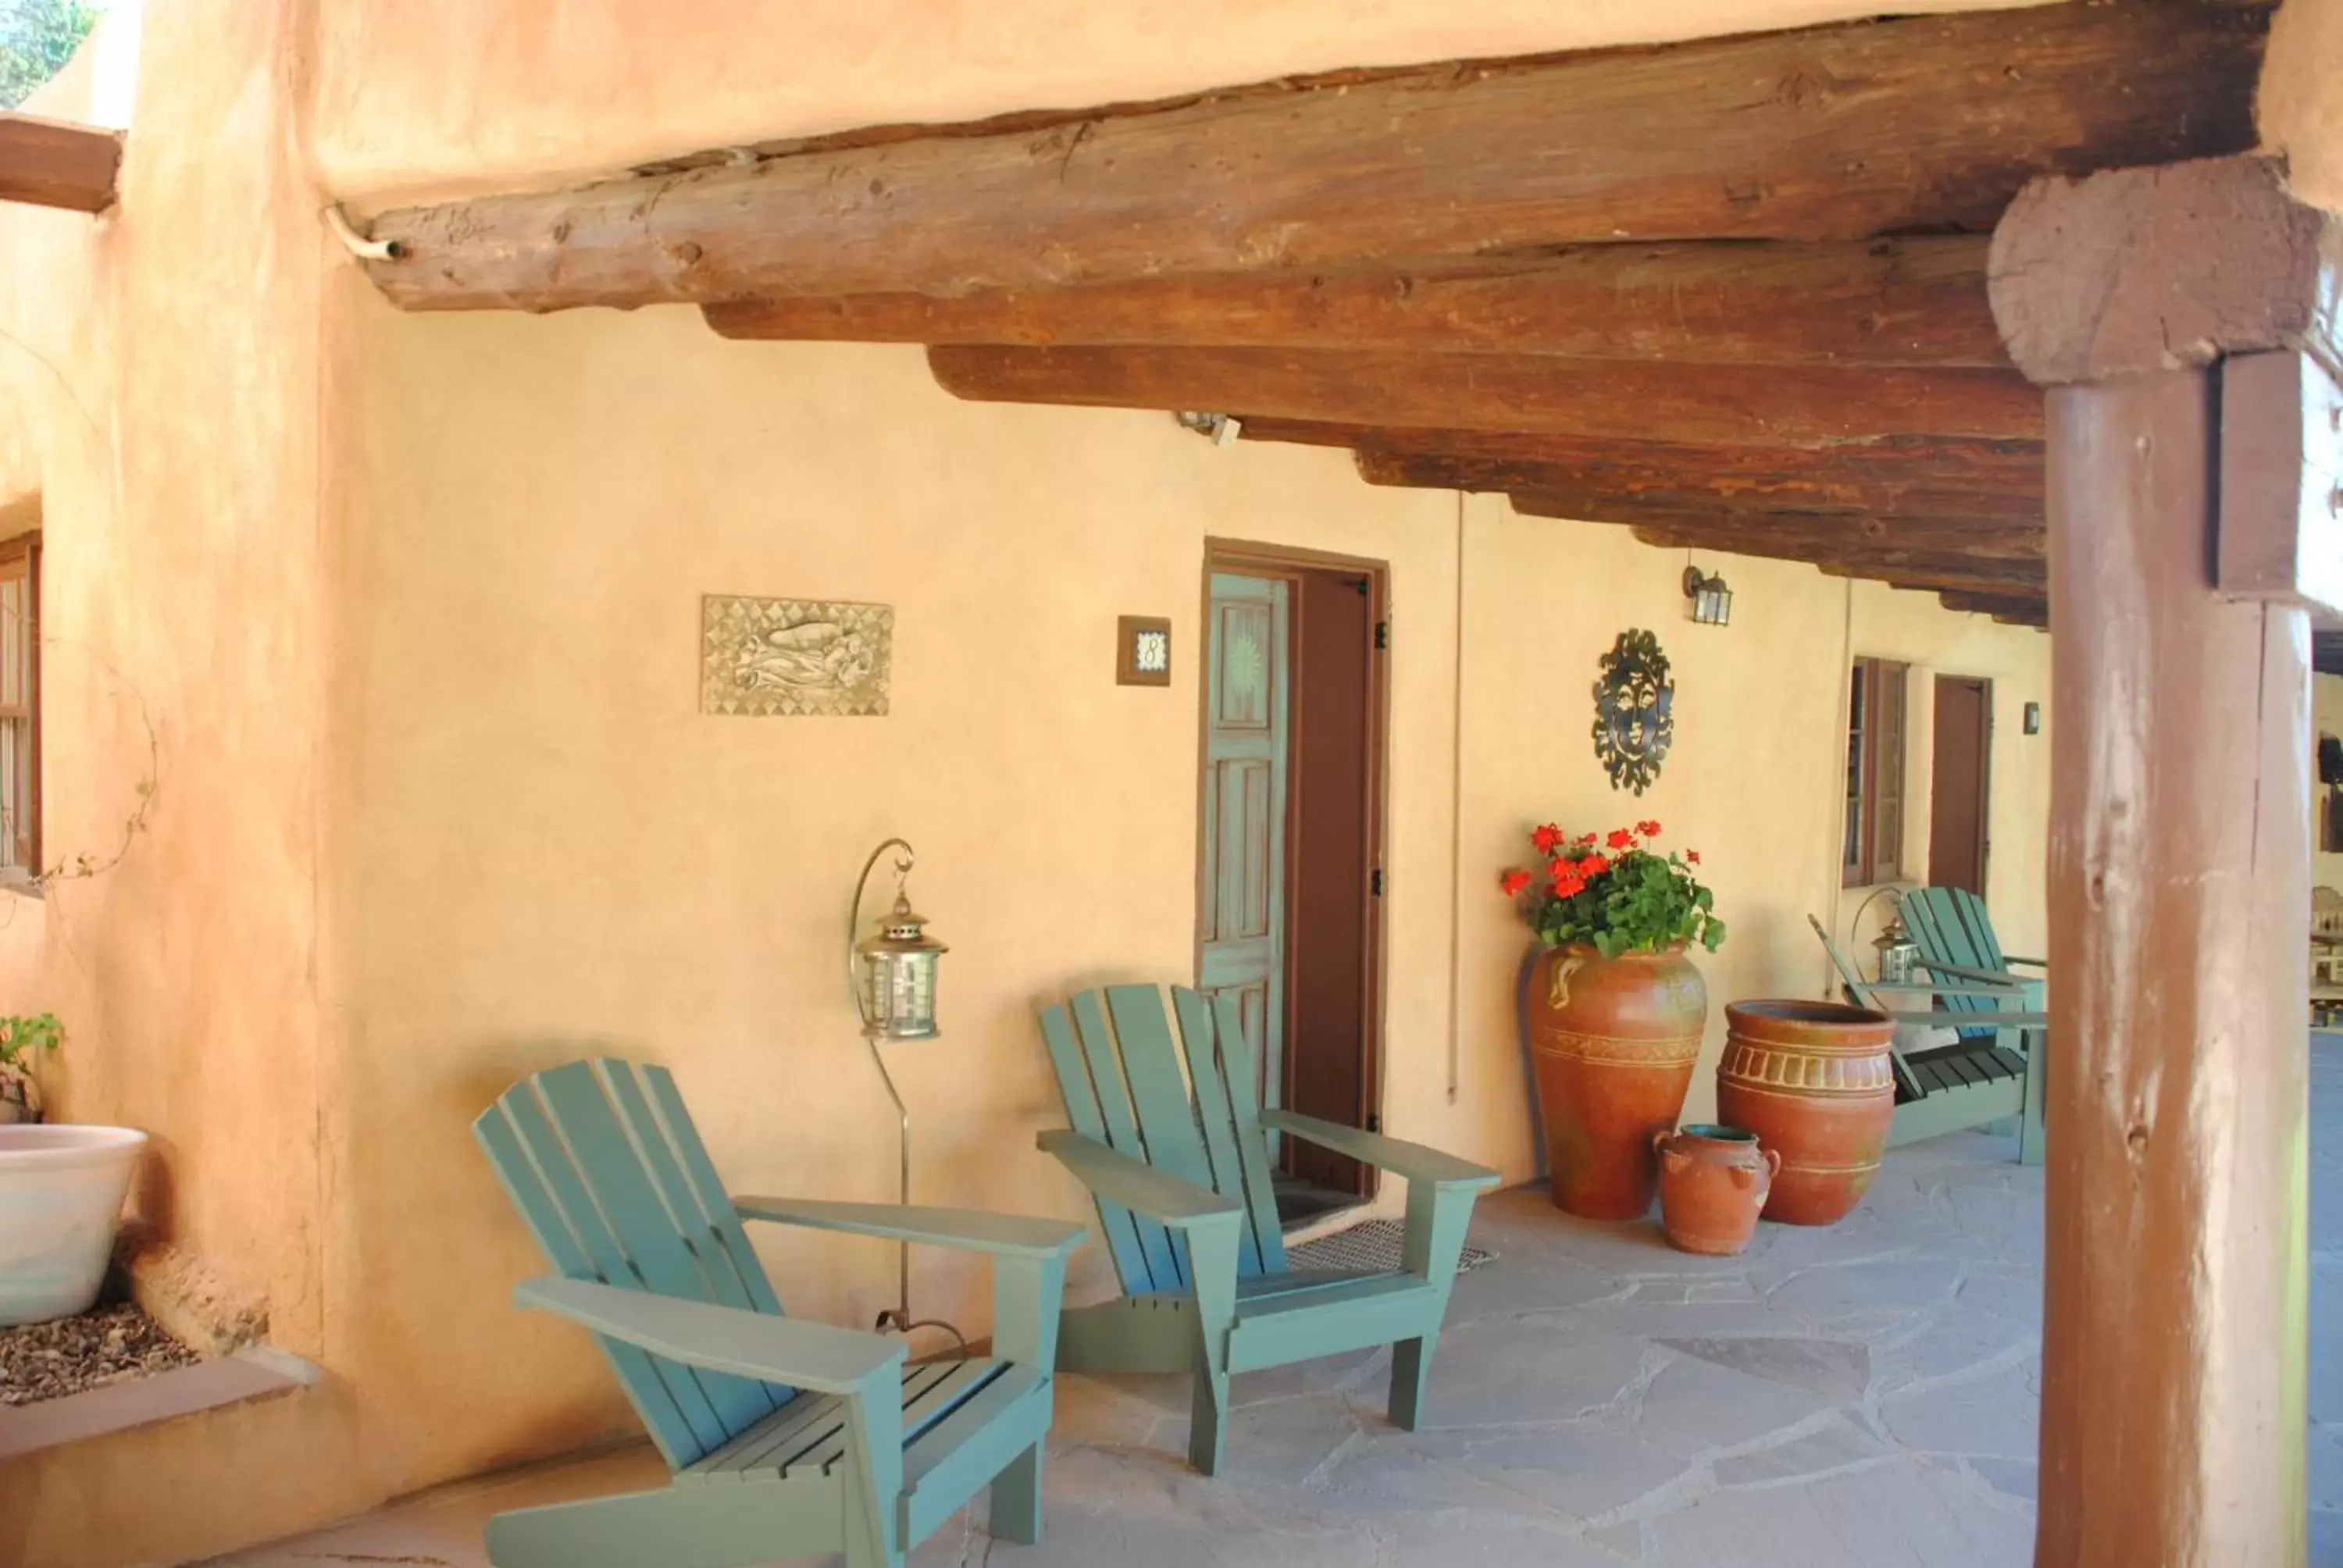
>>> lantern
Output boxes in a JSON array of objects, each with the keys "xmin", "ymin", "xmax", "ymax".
[
  {"xmin": 845, "ymin": 839, "xmax": 961, "ymax": 1344},
  {"xmin": 1872, "ymin": 910, "xmax": 1921, "ymax": 985},
  {"xmin": 1683, "ymin": 565, "xmax": 1733, "ymax": 627},
  {"xmin": 855, "ymin": 889, "xmax": 947, "ymax": 1040}
]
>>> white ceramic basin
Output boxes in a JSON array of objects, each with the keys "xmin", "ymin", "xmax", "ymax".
[{"xmin": 0, "ymin": 1124, "xmax": 146, "ymax": 1327}]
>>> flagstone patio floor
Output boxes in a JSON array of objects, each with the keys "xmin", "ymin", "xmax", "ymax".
[{"xmin": 214, "ymin": 1038, "xmax": 2342, "ymax": 1567}]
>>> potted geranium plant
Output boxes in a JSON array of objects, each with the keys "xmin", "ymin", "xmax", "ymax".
[
  {"xmin": 0, "ymin": 1012, "xmax": 61, "ymax": 1124},
  {"xmin": 1500, "ymin": 821, "xmax": 1724, "ymax": 1219}
]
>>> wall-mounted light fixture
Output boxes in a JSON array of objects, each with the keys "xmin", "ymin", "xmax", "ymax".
[
  {"xmin": 2024, "ymin": 701, "xmax": 2043, "ymax": 736},
  {"xmin": 1683, "ymin": 565, "xmax": 1733, "ymax": 627},
  {"xmin": 1173, "ymin": 410, "xmax": 1243, "ymax": 447}
]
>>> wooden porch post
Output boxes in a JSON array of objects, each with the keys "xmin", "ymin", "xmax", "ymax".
[{"xmin": 1989, "ymin": 156, "xmax": 2333, "ymax": 1566}]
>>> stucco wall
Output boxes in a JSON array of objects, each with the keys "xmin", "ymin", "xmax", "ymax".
[
  {"xmin": 0, "ymin": 5, "xmax": 381, "ymax": 1566},
  {"xmin": 319, "ymin": 290, "xmax": 2057, "ymax": 1492}
]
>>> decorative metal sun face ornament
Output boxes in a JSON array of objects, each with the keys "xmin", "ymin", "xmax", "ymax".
[{"xmin": 1591, "ymin": 629, "xmax": 1676, "ymax": 796}]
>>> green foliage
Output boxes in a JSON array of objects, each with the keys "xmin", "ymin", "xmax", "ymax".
[
  {"xmin": 0, "ymin": 0, "xmax": 98, "ymax": 112},
  {"xmin": 0, "ymin": 1011, "xmax": 61, "ymax": 1067},
  {"xmin": 1500, "ymin": 822, "xmax": 1726, "ymax": 957}
]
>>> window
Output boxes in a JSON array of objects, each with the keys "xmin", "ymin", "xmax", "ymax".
[
  {"xmin": 1842, "ymin": 655, "xmax": 1907, "ymax": 886},
  {"xmin": 0, "ymin": 536, "xmax": 39, "ymax": 877}
]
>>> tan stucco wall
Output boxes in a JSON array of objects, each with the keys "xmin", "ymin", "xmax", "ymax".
[
  {"xmin": 319, "ymin": 291, "xmax": 2058, "ymax": 1495},
  {"xmin": 0, "ymin": 5, "xmax": 382, "ymax": 1566},
  {"xmin": 2263, "ymin": 0, "xmax": 2343, "ymax": 209}
]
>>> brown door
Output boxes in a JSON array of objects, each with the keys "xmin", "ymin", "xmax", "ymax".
[
  {"xmin": 1282, "ymin": 570, "xmax": 1377, "ymax": 1196},
  {"xmin": 1929, "ymin": 675, "xmax": 1992, "ymax": 895}
]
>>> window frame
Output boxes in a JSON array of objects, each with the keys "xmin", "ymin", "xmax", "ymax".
[
  {"xmin": 0, "ymin": 533, "xmax": 41, "ymax": 878},
  {"xmin": 1842, "ymin": 654, "xmax": 1909, "ymax": 888}
]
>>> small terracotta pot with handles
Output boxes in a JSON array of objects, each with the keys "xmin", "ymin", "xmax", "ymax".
[{"xmin": 1652, "ymin": 1124, "xmax": 1778, "ymax": 1257}]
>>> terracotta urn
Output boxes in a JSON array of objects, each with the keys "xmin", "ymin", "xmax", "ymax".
[
  {"xmin": 1715, "ymin": 1000, "xmax": 1897, "ymax": 1226},
  {"xmin": 1528, "ymin": 943, "xmax": 1707, "ymax": 1220},
  {"xmin": 1652, "ymin": 1124, "xmax": 1778, "ymax": 1256}
]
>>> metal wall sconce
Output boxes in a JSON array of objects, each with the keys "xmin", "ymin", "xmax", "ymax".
[
  {"xmin": 1173, "ymin": 410, "xmax": 1243, "ymax": 447},
  {"xmin": 1683, "ymin": 565, "xmax": 1734, "ymax": 626},
  {"xmin": 847, "ymin": 838, "xmax": 959, "ymax": 1345}
]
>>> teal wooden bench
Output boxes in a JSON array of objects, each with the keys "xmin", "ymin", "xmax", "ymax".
[
  {"xmin": 473, "ymin": 1059, "xmax": 1085, "ymax": 1568},
  {"xmin": 1036, "ymin": 984, "xmax": 1500, "ymax": 1476},
  {"xmin": 1809, "ymin": 915, "xmax": 2048, "ymax": 1164}
]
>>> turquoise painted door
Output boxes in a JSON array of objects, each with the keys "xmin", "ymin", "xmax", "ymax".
[{"xmin": 1199, "ymin": 572, "xmax": 1289, "ymax": 1135}]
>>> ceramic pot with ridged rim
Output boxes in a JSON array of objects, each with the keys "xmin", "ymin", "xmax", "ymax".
[
  {"xmin": 1715, "ymin": 1000, "xmax": 1898, "ymax": 1226},
  {"xmin": 1528, "ymin": 943, "xmax": 1708, "ymax": 1220},
  {"xmin": 1653, "ymin": 1124, "xmax": 1779, "ymax": 1256}
]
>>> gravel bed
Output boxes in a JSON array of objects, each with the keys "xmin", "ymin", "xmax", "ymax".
[{"xmin": 0, "ymin": 1302, "xmax": 200, "ymax": 1406}]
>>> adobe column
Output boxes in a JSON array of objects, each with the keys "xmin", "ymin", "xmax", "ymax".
[{"xmin": 1990, "ymin": 156, "xmax": 2334, "ymax": 1566}]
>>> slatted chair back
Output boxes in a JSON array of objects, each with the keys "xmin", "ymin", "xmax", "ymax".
[
  {"xmin": 1038, "ymin": 984, "xmax": 1287, "ymax": 1295},
  {"xmin": 473, "ymin": 1058, "xmax": 794, "ymax": 1471},
  {"xmin": 2315, "ymin": 886, "xmax": 2343, "ymax": 939},
  {"xmin": 1902, "ymin": 887, "xmax": 2018, "ymax": 1038}
]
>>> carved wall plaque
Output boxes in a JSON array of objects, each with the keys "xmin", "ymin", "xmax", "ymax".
[{"xmin": 701, "ymin": 595, "xmax": 893, "ymax": 716}]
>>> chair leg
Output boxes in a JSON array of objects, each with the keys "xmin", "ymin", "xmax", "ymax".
[
  {"xmin": 1389, "ymin": 1335, "xmax": 1435, "ymax": 1431},
  {"xmin": 990, "ymin": 1439, "xmax": 1045, "ymax": 1546},
  {"xmin": 2018, "ymin": 1026, "xmax": 2048, "ymax": 1168},
  {"xmin": 843, "ymin": 1509, "xmax": 904, "ymax": 1568},
  {"xmin": 1189, "ymin": 1366, "xmax": 1230, "ymax": 1476}
]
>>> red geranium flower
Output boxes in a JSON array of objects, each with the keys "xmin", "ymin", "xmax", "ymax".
[
  {"xmin": 1576, "ymin": 832, "xmax": 1599, "ymax": 848},
  {"xmin": 1500, "ymin": 868, "xmax": 1533, "ymax": 896},
  {"xmin": 1531, "ymin": 824, "xmax": 1564, "ymax": 855},
  {"xmin": 1606, "ymin": 829, "xmax": 1636, "ymax": 850},
  {"xmin": 1580, "ymin": 855, "xmax": 1611, "ymax": 877},
  {"xmin": 1636, "ymin": 819, "xmax": 1663, "ymax": 839},
  {"xmin": 1686, "ymin": 850, "xmax": 1702, "ymax": 864},
  {"xmin": 1550, "ymin": 862, "xmax": 1585, "ymax": 896}
]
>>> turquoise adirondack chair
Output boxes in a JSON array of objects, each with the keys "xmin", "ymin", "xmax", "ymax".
[
  {"xmin": 1899, "ymin": 886, "xmax": 2048, "ymax": 1025},
  {"xmin": 1035, "ymin": 984, "xmax": 1500, "ymax": 1475},
  {"xmin": 472, "ymin": 1059, "xmax": 1085, "ymax": 1568},
  {"xmin": 1897, "ymin": 886, "xmax": 2050, "ymax": 1164},
  {"xmin": 1808, "ymin": 914, "xmax": 2048, "ymax": 1164}
]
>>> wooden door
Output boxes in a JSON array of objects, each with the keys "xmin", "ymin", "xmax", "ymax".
[
  {"xmin": 1198, "ymin": 572, "xmax": 1289, "ymax": 1130},
  {"xmin": 1929, "ymin": 675, "xmax": 1992, "ymax": 896},
  {"xmin": 1282, "ymin": 571, "xmax": 1376, "ymax": 1195}
]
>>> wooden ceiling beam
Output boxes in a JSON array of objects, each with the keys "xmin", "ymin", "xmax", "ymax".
[
  {"xmin": 0, "ymin": 112, "xmax": 121, "ymax": 213},
  {"xmin": 1627, "ymin": 529, "xmax": 2047, "ymax": 593},
  {"xmin": 708, "ymin": 237, "xmax": 2006, "ymax": 368},
  {"xmin": 1938, "ymin": 590, "xmax": 2049, "ymax": 627},
  {"xmin": 1346, "ymin": 431, "xmax": 2044, "ymax": 522},
  {"xmin": 928, "ymin": 345, "xmax": 2042, "ymax": 446},
  {"xmin": 361, "ymin": 0, "xmax": 2267, "ymax": 314},
  {"xmin": 1510, "ymin": 497, "xmax": 2041, "ymax": 563}
]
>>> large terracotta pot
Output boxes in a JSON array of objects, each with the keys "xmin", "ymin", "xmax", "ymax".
[
  {"xmin": 1715, "ymin": 1000, "xmax": 1897, "ymax": 1226},
  {"xmin": 1528, "ymin": 943, "xmax": 1707, "ymax": 1219},
  {"xmin": 1653, "ymin": 1124, "xmax": 1778, "ymax": 1256}
]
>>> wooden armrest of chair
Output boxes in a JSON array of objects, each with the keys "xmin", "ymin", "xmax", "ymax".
[
  {"xmin": 1257, "ymin": 1110, "xmax": 1500, "ymax": 1191},
  {"xmin": 515, "ymin": 1275, "xmax": 903, "ymax": 1393},
  {"xmin": 1036, "ymin": 1130, "xmax": 1243, "ymax": 1229},
  {"xmin": 733, "ymin": 1196, "xmax": 1085, "ymax": 1260}
]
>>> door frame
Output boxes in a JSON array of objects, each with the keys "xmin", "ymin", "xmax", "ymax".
[
  {"xmin": 1198, "ymin": 537, "xmax": 1390, "ymax": 1190},
  {"xmin": 1928, "ymin": 672, "xmax": 1995, "ymax": 896}
]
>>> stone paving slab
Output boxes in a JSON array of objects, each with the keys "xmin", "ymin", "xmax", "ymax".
[{"xmin": 214, "ymin": 1039, "xmax": 2341, "ymax": 1567}]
